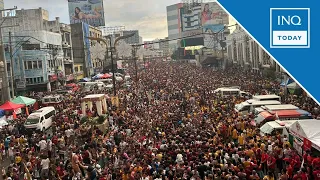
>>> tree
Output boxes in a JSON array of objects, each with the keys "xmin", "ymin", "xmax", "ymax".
[
  {"xmin": 91, "ymin": 42, "xmax": 106, "ymax": 62},
  {"xmin": 116, "ymin": 40, "xmax": 132, "ymax": 58}
]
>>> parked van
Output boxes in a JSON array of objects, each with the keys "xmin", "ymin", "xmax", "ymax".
[
  {"xmin": 252, "ymin": 94, "xmax": 281, "ymax": 102},
  {"xmin": 254, "ymin": 104, "xmax": 299, "ymax": 116},
  {"xmin": 80, "ymin": 82, "xmax": 107, "ymax": 91},
  {"xmin": 42, "ymin": 95, "xmax": 63, "ymax": 106},
  {"xmin": 24, "ymin": 107, "xmax": 56, "ymax": 132},
  {"xmin": 95, "ymin": 79, "xmax": 113, "ymax": 84},
  {"xmin": 214, "ymin": 87, "xmax": 249, "ymax": 97},
  {"xmin": 235, "ymin": 100, "xmax": 281, "ymax": 115},
  {"xmin": 252, "ymin": 109, "xmax": 312, "ymax": 126},
  {"xmin": 259, "ymin": 120, "xmax": 297, "ymax": 136}
]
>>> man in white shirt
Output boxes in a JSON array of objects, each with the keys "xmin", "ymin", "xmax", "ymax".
[
  {"xmin": 40, "ymin": 157, "xmax": 50, "ymax": 179},
  {"xmin": 39, "ymin": 139, "xmax": 47, "ymax": 151}
]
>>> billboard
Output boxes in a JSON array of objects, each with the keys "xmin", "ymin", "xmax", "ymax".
[
  {"xmin": 68, "ymin": 0, "xmax": 105, "ymax": 27},
  {"xmin": 201, "ymin": 2, "xmax": 229, "ymax": 26},
  {"xmin": 203, "ymin": 24, "xmax": 225, "ymax": 49}
]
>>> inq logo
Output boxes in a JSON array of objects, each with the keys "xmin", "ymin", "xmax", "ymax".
[
  {"xmin": 270, "ymin": 8, "xmax": 310, "ymax": 48},
  {"xmin": 277, "ymin": 15, "xmax": 302, "ymax": 26}
]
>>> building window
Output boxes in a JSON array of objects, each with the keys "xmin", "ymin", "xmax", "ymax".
[
  {"xmin": 7, "ymin": 63, "xmax": 10, "ymax": 72},
  {"xmin": 33, "ymin": 61, "xmax": 38, "ymax": 69},
  {"xmin": 79, "ymin": 66, "xmax": 83, "ymax": 71},
  {"xmin": 65, "ymin": 33, "xmax": 70, "ymax": 44},
  {"xmin": 33, "ymin": 78, "xmax": 37, "ymax": 83},
  {"xmin": 75, "ymin": 66, "xmax": 78, "ymax": 72},
  {"xmin": 21, "ymin": 44, "xmax": 40, "ymax": 50},
  {"xmin": 38, "ymin": 61, "xmax": 42, "ymax": 69},
  {"xmin": 28, "ymin": 61, "xmax": 32, "ymax": 69}
]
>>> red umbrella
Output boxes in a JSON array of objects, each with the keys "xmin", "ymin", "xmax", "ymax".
[
  {"xmin": 101, "ymin": 73, "xmax": 112, "ymax": 79},
  {"xmin": 0, "ymin": 101, "xmax": 25, "ymax": 111}
]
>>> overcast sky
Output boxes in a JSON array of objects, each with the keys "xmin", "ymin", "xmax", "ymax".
[{"xmin": 4, "ymin": 0, "xmax": 181, "ymax": 41}]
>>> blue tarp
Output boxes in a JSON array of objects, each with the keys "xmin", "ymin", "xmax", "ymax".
[
  {"xmin": 280, "ymin": 78, "xmax": 294, "ymax": 87},
  {"xmin": 0, "ymin": 110, "xmax": 5, "ymax": 117}
]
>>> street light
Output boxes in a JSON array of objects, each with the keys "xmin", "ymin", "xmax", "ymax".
[{"xmin": 87, "ymin": 33, "xmax": 135, "ymax": 96}]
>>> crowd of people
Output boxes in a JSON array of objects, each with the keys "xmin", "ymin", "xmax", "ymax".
[{"xmin": 0, "ymin": 61, "xmax": 320, "ymax": 180}]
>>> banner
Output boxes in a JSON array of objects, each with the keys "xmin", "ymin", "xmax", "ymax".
[
  {"xmin": 203, "ymin": 24, "xmax": 225, "ymax": 49},
  {"xmin": 201, "ymin": 2, "xmax": 228, "ymax": 26},
  {"xmin": 68, "ymin": 0, "xmax": 105, "ymax": 27}
]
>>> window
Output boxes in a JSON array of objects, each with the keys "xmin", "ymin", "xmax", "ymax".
[
  {"xmin": 33, "ymin": 78, "xmax": 37, "ymax": 83},
  {"xmin": 7, "ymin": 63, "xmax": 10, "ymax": 71},
  {"xmin": 44, "ymin": 110, "xmax": 55, "ymax": 119},
  {"xmin": 38, "ymin": 61, "xmax": 42, "ymax": 69},
  {"xmin": 79, "ymin": 66, "xmax": 83, "ymax": 71},
  {"xmin": 75, "ymin": 66, "xmax": 79, "ymax": 72},
  {"xmin": 37, "ymin": 77, "xmax": 41, "ymax": 83},
  {"xmin": 33, "ymin": 61, "xmax": 38, "ymax": 69},
  {"xmin": 65, "ymin": 33, "xmax": 70, "ymax": 44},
  {"xmin": 27, "ymin": 61, "xmax": 32, "ymax": 69},
  {"xmin": 40, "ymin": 77, "xmax": 43, "ymax": 82},
  {"xmin": 21, "ymin": 44, "xmax": 40, "ymax": 50}
]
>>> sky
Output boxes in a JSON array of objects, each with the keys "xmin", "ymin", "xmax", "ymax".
[{"xmin": 4, "ymin": 0, "xmax": 181, "ymax": 41}]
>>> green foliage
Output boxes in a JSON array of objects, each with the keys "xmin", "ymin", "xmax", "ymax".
[
  {"xmin": 80, "ymin": 116, "xmax": 88, "ymax": 124},
  {"xmin": 97, "ymin": 114, "xmax": 107, "ymax": 124}
]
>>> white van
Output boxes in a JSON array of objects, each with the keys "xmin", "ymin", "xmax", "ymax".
[
  {"xmin": 81, "ymin": 82, "xmax": 107, "ymax": 91},
  {"xmin": 95, "ymin": 79, "xmax": 113, "ymax": 84},
  {"xmin": 260, "ymin": 120, "xmax": 296, "ymax": 137},
  {"xmin": 235, "ymin": 100, "xmax": 281, "ymax": 115},
  {"xmin": 214, "ymin": 87, "xmax": 249, "ymax": 97},
  {"xmin": 252, "ymin": 94, "xmax": 281, "ymax": 102},
  {"xmin": 254, "ymin": 104, "xmax": 299, "ymax": 116},
  {"xmin": 24, "ymin": 107, "xmax": 56, "ymax": 132}
]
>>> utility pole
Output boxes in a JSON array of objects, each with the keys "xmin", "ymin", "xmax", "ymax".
[
  {"xmin": 132, "ymin": 45, "xmax": 138, "ymax": 81},
  {"xmin": 0, "ymin": 7, "xmax": 18, "ymax": 101},
  {"xmin": 8, "ymin": 31, "xmax": 14, "ymax": 98},
  {"xmin": 109, "ymin": 37, "xmax": 116, "ymax": 96}
]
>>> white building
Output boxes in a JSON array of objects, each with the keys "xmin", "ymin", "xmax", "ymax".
[{"xmin": 226, "ymin": 25, "xmax": 282, "ymax": 73}]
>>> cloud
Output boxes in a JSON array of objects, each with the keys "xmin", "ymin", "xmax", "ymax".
[{"xmin": 4, "ymin": 0, "xmax": 181, "ymax": 39}]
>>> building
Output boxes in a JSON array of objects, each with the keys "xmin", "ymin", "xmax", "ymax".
[
  {"xmin": 71, "ymin": 23, "xmax": 104, "ymax": 79},
  {"xmin": 139, "ymin": 36, "xmax": 143, "ymax": 44},
  {"xmin": 1, "ymin": 8, "xmax": 64, "ymax": 94},
  {"xmin": 159, "ymin": 37, "xmax": 170, "ymax": 56},
  {"xmin": 166, "ymin": 3, "xmax": 183, "ymax": 51},
  {"xmin": 180, "ymin": 4, "xmax": 201, "ymax": 31},
  {"xmin": 226, "ymin": 25, "xmax": 282, "ymax": 73},
  {"xmin": 121, "ymin": 30, "xmax": 140, "ymax": 45},
  {"xmin": 60, "ymin": 23, "xmax": 74, "ymax": 82},
  {"xmin": 0, "ymin": 0, "xmax": 4, "ymax": 10}
]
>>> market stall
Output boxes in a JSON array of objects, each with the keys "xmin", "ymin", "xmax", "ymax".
[
  {"xmin": 0, "ymin": 101, "xmax": 25, "ymax": 119},
  {"xmin": 11, "ymin": 96, "xmax": 36, "ymax": 115}
]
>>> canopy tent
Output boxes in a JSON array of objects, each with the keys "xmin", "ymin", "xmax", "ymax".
[
  {"xmin": 11, "ymin": 96, "xmax": 36, "ymax": 106},
  {"xmin": 101, "ymin": 73, "xmax": 112, "ymax": 79},
  {"xmin": 92, "ymin": 73, "xmax": 103, "ymax": 79},
  {"xmin": 280, "ymin": 78, "xmax": 294, "ymax": 87},
  {"xmin": 79, "ymin": 77, "xmax": 91, "ymax": 82},
  {"xmin": 289, "ymin": 120, "xmax": 320, "ymax": 151},
  {"xmin": 0, "ymin": 101, "xmax": 24, "ymax": 111}
]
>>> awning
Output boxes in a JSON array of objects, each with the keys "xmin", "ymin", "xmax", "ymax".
[
  {"xmin": 11, "ymin": 96, "xmax": 36, "ymax": 106},
  {"xmin": 0, "ymin": 101, "xmax": 25, "ymax": 111}
]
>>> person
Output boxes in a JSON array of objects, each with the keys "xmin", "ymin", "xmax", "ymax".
[
  {"xmin": 73, "ymin": 7, "xmax": 101, "ymax": 20},
  {"xmin": 40, "ymin": 155, "xmax": 50, "ymax": 179},
  {"xmin": 201, "ymin": 3, "xmax": 212, "ymax": 24},
  {"xmin": 263, "ymin": 171, "xmax": 275, "ymax": 180}
]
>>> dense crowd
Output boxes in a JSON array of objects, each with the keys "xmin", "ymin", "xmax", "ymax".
[{"xmin": 0, "ymin": 61, "xmax": 320, "ymax": 180}]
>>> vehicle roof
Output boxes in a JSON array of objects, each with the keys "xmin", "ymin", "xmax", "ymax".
[
  {"xmin": 246, "ymin": 100, "xmax": 281, "ymax": 105},
  {"xmin": 29, "ymin": 106, "xmax": 55, "ymax": 116},
  {"xmin": 252, "ymin": 94, "xmax": 280, "ymax": 99},
  {"xmin": 262, "ymin": 104, "xmax": 298, "ymax": 111},
  {"xmin": 215, "ymin": 88, "xmax": 240, "ymax": 91},
  {"xmin": 43, "ymin": 95, "xmax": 61, "ymax": 98},
  {"xmin": 259, "ymin": 109, "xmax": 311, "ymax": 118}
]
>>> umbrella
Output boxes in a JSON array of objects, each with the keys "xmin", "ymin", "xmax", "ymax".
[
  {"xmin": 287, "ymin": 82, "xmax": 301, "ymax": 90},
  {"xmin": 101, "ymin": 73, "xmax": 112, "ymax": 79},
  {"xmin": 0, "ymin": 101, "xmax": 25, "ymax": 111},
  {"xmin": 11, "ymin": 96, "xmax": 36, "ymax": 106}
]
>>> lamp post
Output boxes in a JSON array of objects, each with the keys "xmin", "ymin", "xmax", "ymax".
[{"xmin": 87, "ymin": 33, "xmax": 135, "ymax": 96}]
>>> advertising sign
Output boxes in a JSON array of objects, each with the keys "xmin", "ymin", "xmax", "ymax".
[
  {"xmin": 201, "ymin": 2, "xmax": 229, "ymax": 26},
  {"xmin": 203, "ymin": 24, "xmax": 225, "ymax": 49},
  {"xmin": 68, "ymin": 0, "xmax": 105, "ymax": 27}
]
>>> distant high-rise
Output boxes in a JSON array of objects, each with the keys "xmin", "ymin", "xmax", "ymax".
[{"xmin": 166, "ymin": 3, "xmax": 183, "ymax": 51}]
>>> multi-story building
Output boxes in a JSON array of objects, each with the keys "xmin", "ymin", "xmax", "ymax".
[
  {"xmin": 166, "ymin": 3, "xmax": 183, "ymax": 51},
  {"xmin": 71, "ymin": 23, "xmax": 104, "ymax": 79},
  {"xmin": 226, "ymin": 25, "xmax": 282, "ymax": 73},
  {"xmin": 1, "ymin": 8, "xmax": 64, "ymax": 93},
  {"xmin": 180, "ymin": 4, "xmax": 202, "ymax": 31},
  {"xmin": 159, "ymin": 37, "xmax": 170, "ymax": 56},
  {"xmin": 60, "ymin": 23, "xmax": 74, "ymax": 82},
  {"xmin": 121, "ymin": 30, "xmax": 140, "ymax": 45},
  {"xmin": 0, "ymin": 0, "xmax": 4, "ymax": 10}
]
